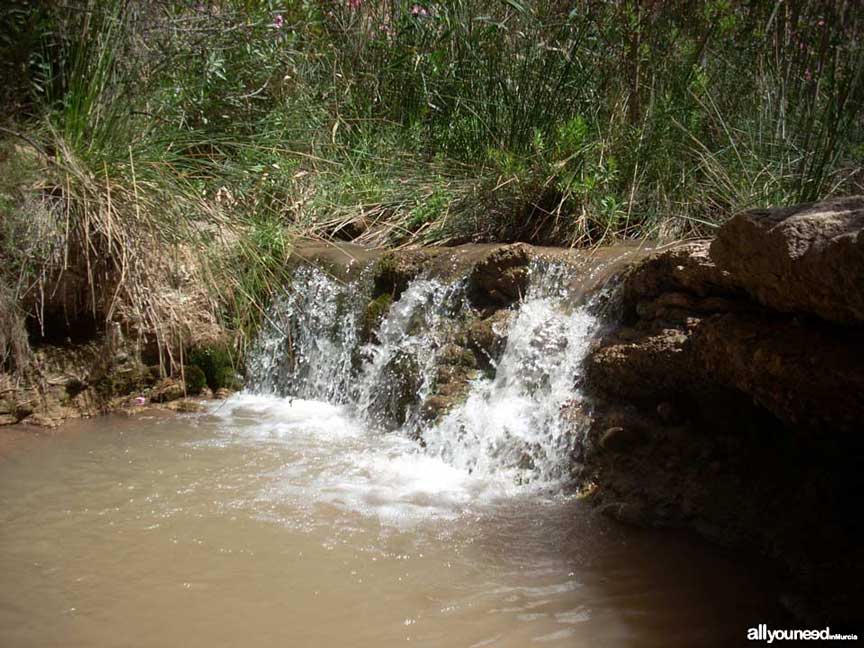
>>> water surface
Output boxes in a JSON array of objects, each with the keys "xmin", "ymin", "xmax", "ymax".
[{"xmin": 0, "ymin": 397, "xmax": 778, "ymax": 647}]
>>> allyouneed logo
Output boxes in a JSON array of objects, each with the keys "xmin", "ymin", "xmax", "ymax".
[{"xmin": 748, "ymin": 625, "xmax": 859, "ymax": 643}]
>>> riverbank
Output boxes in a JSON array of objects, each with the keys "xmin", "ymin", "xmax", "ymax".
[{"xmin": 3, "ymin": 195, "xmax": 862, "ymax": 629}]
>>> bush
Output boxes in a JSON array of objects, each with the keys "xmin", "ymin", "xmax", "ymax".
[
  {"xmin": 188, "ymin": 345, "xmax": 236, "ymax": 390},
  {"xmin": 214, "ymin": 366, "xmax": 243, "ymax": 391},
  {"xmin": 183, "ymin": 365, "xmax": 207, "ymax": 395}
]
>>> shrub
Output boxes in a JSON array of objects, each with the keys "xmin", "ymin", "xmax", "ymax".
[
  {"xmin": 214, "ymin": 366, "xmax": 243, "ymax": 391},
  {"xmin": 188, "ymin": 345, "xmax": 236, "ymax": 390},
  {"xmin": 183, "ymin": 365, "xmax": 207, "ymax": 395}
]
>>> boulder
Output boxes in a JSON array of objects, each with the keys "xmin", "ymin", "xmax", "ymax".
[
  {"xmin": 467, "ymin": 310, "xmax": 513, "ymax": 364},
  {"xmin": 710, "ymin": 196, "xmax": 864, "ymax": 324},
  {"xmin": 150, "ymin": 378, "xmax": 185, "ymax": 403},
  {"xmin": 373, "ymin": 250, "xmax": 439, "ymax": 299},
  {"xmin": 625, "ymin": 240, "xmax": 740, "ymax": 302},
  {"xmin": 692, "ymin": 312, "xmax": 864, "ymax": 430}
]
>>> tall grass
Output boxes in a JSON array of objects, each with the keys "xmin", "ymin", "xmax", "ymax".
[{"xmin": 1, "ymin": 0, "xmax": 862, "ymax": 361}]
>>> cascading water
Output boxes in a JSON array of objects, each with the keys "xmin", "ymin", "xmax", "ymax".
[
  {"xmin": 422, "ymin": 265, "xmax": 599, "ymax": 487},
  {"xmin": 353, "ymin": 278, "xmax": 468, "ymax": 430},
  {"xmin": 246, "ymin": 259, "xmax": 600, "ymax": 490},
  {"xmin": 246, "ymin": 265, "xmax": 368, "ymax": 401}
]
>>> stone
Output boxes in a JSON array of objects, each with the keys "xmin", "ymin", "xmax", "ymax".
[
  {"xmin": 599, "ymin": 426, "xmax": 642, "ymax": 451},
  {"xmin": 691, "ymin": 312, "xmax": 864, "ymax": 430},
  {"xmin": 467, "ymin": 310, "xmax": 512, "ymax": 363},
  {"xmin": 420, "ymin": 395, "xmax": 453, "ymax": 421},
  {"xmin": 373, "ymin": 250, "xmax": 437, "ymax": 299},
  {"xmin": 468, "ymin": 243, "xmax": 532, "ymax": 306},
  {"xmin": 710, "ymin": 196, "xmax": 864, "ymax": 323},
  {"xmin": 624, "ymin": 240, "xmax": 740, "ymax": 302},
  {"xmin": 150, "ymin": 378, "xmax": 185, "ymax": 403},
  {"xmin": 362, "ymin": 293, "xmax": 394, "ymax": 342},
  {"xmin": 163, "ymin": 399, "xmax": 207, "ymax": 413}
]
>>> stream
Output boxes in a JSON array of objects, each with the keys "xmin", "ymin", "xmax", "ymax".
[{"xmin": 0, "ymin": 257, "xmax": 780, "ymax": 646}]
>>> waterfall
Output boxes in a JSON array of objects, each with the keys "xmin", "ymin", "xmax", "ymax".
[
  {"xmin": 246, "ymin": 265, "xmax": 368, "ymax": 401},
  {"xmin": 422, "ymin": 265, "xmax": 599, "ymax": 486},
  {"xmin": 246, "ymin": 258, "xmax": 599, "ymax": 489}
]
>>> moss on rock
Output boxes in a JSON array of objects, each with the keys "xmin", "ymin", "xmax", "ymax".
[
  {"xmin": 183, "ymin": 365, "xmax": 207, "ymax": 395},
  {"xmin": 362, "ymin": 293, "xmax": 393, "ymax": 342},
  {"xmin": 214, "ymin": 366, "xmax": 243, "ymax": 391},
  {"xmin": 187, "ymin": 344, "xmax": 236, "ymax": 390}
]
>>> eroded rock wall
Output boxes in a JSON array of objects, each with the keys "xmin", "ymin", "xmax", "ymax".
[{"xmin": 577, "ymin": 198, "xmax": 864, "ymax": 625}]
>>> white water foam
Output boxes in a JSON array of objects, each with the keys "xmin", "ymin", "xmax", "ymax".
[
  {"xmin": 423, "ymin": 266, "xmax": 599, "ymax": 487},
  {"xmin": 208, "ymin": 393, "xmax": 490, "ymax": 526},
  {"xmin": 233, "ymin": 260, "xmax": 599, "ymax": 523}
]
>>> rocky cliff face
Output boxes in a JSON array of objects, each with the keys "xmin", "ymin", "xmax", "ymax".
[{"xmin": 576, "ymin": 197, "xmax": 864, "ymax": 625}]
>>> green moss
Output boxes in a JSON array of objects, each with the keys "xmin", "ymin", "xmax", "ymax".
[
  {"xmin": 362, "ymin": 293, "xmax": 393, "ymax": 342},
  {"xmin": 187, "ymin": 344, "xmax": 235, "ymax": 390},
  {"xmin": 372, "ymin": 254, "xmax": 399, "ymax": 297},
  {"xmin": 183, "ymin": 365, "xmax": 207, "ymax": 395},
  {"xmin": 214, "ymin": 366, "xmax": 242, "ymax": 391}
]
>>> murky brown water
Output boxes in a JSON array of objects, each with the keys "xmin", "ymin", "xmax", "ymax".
[{"xmin": 0, "ymin": 396, "xmax": 779, "ymax": 647}]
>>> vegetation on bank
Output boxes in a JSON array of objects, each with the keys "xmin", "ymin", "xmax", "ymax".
[{"xmin": 1, "ymin": 0, "xmax": 863, "ymax": 373}]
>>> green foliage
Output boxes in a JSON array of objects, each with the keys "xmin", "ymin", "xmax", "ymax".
[
  {"xmin": 188, "ymin": 345, "xmax": 237, "ymax": 391},
  {"xmin": 0, "ymin": 0, "xmax": 861, "ymax": 361},
  {"xmin": 183, "ymin": 364, "xmax": 208, "ymax": 395},
  {"xmin": 214, "ymin": 366, "xmax": 243, "ymax": 391}
]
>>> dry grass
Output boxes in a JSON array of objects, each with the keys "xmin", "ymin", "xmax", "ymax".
[
  {"xmin": 0, "ymin": 280, "xmax": 31, "ymax": 376},
  {"xmin": 0, "ymin": 134, "xmax": 240, "ymax": 375}
]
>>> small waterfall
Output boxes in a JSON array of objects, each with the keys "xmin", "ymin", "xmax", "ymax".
[
  {"xmin": 422, "ymin": 265, "xmax": 599, "ymax": 486},
  {"xmin": 247, "ymin": 258, "xmax": 600, "ymax": 489},
  {"xmin": 353, "ymin": 278, "xmax": 468, "ymax": 430},
  {"xmin": 246, "ymin": 265, "xmax": 368, "ymax": 401}
]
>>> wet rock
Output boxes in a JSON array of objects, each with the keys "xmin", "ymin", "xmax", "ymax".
[
  {"xmin": 362, "ymin": 293, "xmax": 393, "ymax": 342},
  {"xmin": 468, "ymin": 243, "xmax": 531, "ymax": 307},
  {"xmin": 580, "ymin": 203, "xmax": 864, "ymax": 626},
  {"xmin": 710, "ymin": 196, "xmax": 864, "ymax": 323},
  {"xmin": 466, "ymin": 310, "xmax": 513, "ymax": 364},
  {"xmin": 163, "ymin": 399, "xmax": 207, "ymax": 413},
  {"xmin": 369, "ymin": 350, "xmax": 421, "ymax": 428},
  {"xmin": 290, "ymin": 240, "xmax": 383, "ymax": 282},
  {"xmin": 150, "ymin": 378, "xmax": 185, "ymax": 403},
  {"xmin": 420, "ymin": 395, "xmax": 452, "ymax": 421},
  {"xmin": 599, "ymin": 426, "xmax": 638, "ymax": 451},
  {"xmin": 373, "ymin": 250, "xmax": 438, "ymax": 299},
  {"xmin": 437, "ymin": 344, "xmax": 477, "ymax": 368}
]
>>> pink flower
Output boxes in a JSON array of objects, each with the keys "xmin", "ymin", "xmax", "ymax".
[
  {"xmin": 817, "ymin": 19, "xmax": 825, "ymax": 27},
  {"xmin": 804, "ymin": 69, "xmax": 812, "ymax": 81},
  {"xmin": 273, "ymin": 14, "xmax": 284, "ymax": 29},
  {"xmin": 411, "ymin": 5, "xmax": 428, "ymax": 16},
  {"xmin": 349, "ymin": 0, "xmax": 362, "ymax": 10},
  {"xmin": 134, "ymin": 396, "xmax": 147, "ymax": 406}
]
